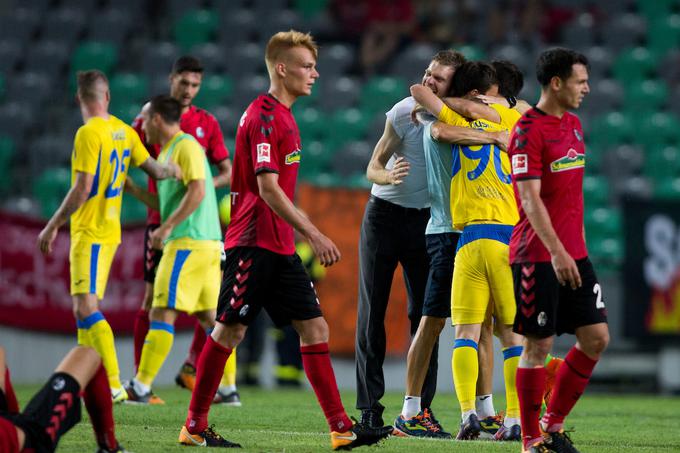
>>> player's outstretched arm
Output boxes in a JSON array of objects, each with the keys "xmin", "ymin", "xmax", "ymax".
[
  {"xmin": 516, "ymin": 179, "xmax": 581, "ymax": 289},
  {"xmin": 123, "ymin": 177, "xmax": 159, "ymax": 211},
  {"xmin": 431, "ymin": 121, "xmax": 509, "ymax": 150},
  {"xmin": 138, "ymin": 157, "xmax": 181, "ymax": 181},
  {"xmin": 37, "ymin": 171, "xmax": 94, "ymax": 255},
  {"xmin": 257, "ymin": 172, "xmax": 340, "ymax": 267},
  {"xmin": 366, "ymin": 119, "xmax": 409, "ymax": 185},
  {"xmin": 442, "ymin": 96, "xmax": 501, "ymax": 123},
  {"xmin": 410, "ymin": 84, "xmax": 444, "ymax": 117},
  {"xmin": 149, "ymin": 179, "xmax": 204, "ymax": 250}
]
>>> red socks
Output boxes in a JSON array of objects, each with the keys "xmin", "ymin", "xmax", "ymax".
[
  {"xmin": 300, "ymin": 343, "xmax": 352, "ymax": 433},
  {"xmin": 517, "ymin": 367, "xmax": 546, "ymax": 449},
  {"xmin": 186, "ymin": 322, "xmax": 207, "ymax": 368},
  {"xmin": 3, "ymin": 368, "xmax": 19, "ymax": 413},
  {"xmin": 186, "ymin": 336, "xmax": 231, "ymax": 434},
  {"xmin": 542, "ymin": 346, "xmax": 597, "ymax": 431},
  {"xmin": 84, "ymin": 364, "xmax": 118, "ymax": 450},
  {"xmin": 133, "ymin": 309, "xmax": 150, "ymax": 370}
]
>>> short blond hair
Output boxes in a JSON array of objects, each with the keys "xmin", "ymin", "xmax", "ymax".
[{"xmin": 265, "ymin": 30, "xmax": 318, "ymax": 76}]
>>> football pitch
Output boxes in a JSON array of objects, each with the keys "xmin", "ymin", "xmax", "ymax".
[{"xmin": 15, "ymin": 386, "xmax": 680, "ymax": 452}]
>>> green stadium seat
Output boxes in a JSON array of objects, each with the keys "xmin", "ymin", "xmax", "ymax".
[
  {"xmin": 636, "ymin": 112, "xmax": 680, "ymax": 147},
  {"xmin": 34, "ymin": 167, "xmax": 71, "ymax": 218},
  {"xmin": 109, "ymin": 73, "xmax": 149, "ymax": 105},
  {"xmin": 654, "ymin": 177, "xmax": 680, "ymax": 199},
  {"xmin": 121, "ymin": 197, "xmax": 147, "ymax": 224},
  {"xmin": 587, "ymin": 111, "xmax": 635, "ymax": 149},
  {"xmin": 588, "ymin": 237, "xmax": 623, "ymax": 272},
  {"xmin": 71, "ymin": 41, "xmax": 118, "ymax": 75},
  {"xmin": 111, "ymin": 101, "xmax": 141, "ymax": 125},
  {"xmin": 625, "ymin": 79, "xmax": 668, "ymax": 113},
  {"xmin": 360, "ymin": 76, "xmax": 407, "ymax": 114},
  {"xmin": 296, "ymin": 107, "xmax": 327, "ymax": 142},
  {"xmin": 327, "ymin": 108, "xmax": 369, "ymax": 149},
  {"xmin": 583, "ymin": 175, "xmax": 609, "ymax": 206},
  {"xmin": 0, "ymin": 136, "xmax": 14, "ymax": 193},
  {"xmin": 648, "ymin": 15, "xmax": 680, "ymax": 53},
  {"xmin": 193, "ymin": 75, "xmax": 233, "ymax": 110},
  {"xmin": 298, "ymin": 140, "xmax": 332, "ymax": 181},
  {"xmin": 638, "ymin": 0, "xmax": 676, "ymax": 22},
  {"xmin": 174, "ymin": 9, "xmax": 218, "ymax": 51},
  {"xmin": 643, "ymin": 145, "xmax": 680, "ymax": 180},
  {"xmin": 0, "ymin": 73, "xmax": 4, "ymax": 102},
  {"xmin": 612, "ymin": 47, "xmax": 657, "ymax": 86},
  {"xmin": 585, "ymin": 143, "xmax": 604, "ymax": 173},
  {"xmin": 292, "ymin": 0, "xmax": 330, "ymax": 19},
  {"xmin": 457, "ymin": 45, "xmax": 486, "ymax": 61},
  {"xmin": 585, "ymin": 206, "xmax": 622, "ymax": 238}
]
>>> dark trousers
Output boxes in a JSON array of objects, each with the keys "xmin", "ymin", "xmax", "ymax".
[{"xmin": 355, "ymin": 195, "xmax": 436, "ymax": 415}]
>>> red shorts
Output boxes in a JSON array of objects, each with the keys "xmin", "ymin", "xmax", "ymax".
[{"xmin": 0, "ymin": 416, "xmax": 20, "ymax": 453}]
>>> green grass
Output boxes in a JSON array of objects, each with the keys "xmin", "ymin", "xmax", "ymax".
[{"xmin": 14, "ymin": 386, "xmax": 680, "ymax": 452}]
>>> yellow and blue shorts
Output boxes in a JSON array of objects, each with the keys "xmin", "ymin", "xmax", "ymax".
[
  {"xmin": 69, "ymin": 240, "xmax": 118, "ymax": 299},
  {"xmin": 451, "ymin": 224, "xmax": 516, "ymax": 326},
  {"xmin": 153, "ymin": 238, "xmax": 221, "ymax": 314}
]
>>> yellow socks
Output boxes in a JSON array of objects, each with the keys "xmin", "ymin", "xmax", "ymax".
[
  {"xmin": 453, "ymin": 339, "xmax": 479, "ymax": 417},
  {"xmin": 502, "ymin": 345, "xmax": 523, "ymax": 421},
  {"xmin": 136, "ymin": 321, "xmax": 175, "ymax": 387},
  {"xmin": 78, "ymin": 311, "xmax": 122, "ymax": 389}
]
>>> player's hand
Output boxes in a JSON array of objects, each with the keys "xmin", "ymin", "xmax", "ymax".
[
  {"xmin": 494, "ymin": 131, "xmax": 510, "ymax": 151},
  {"xmin": 476, "ymin": 94, "xmax": 509, "ymax": 107},
  {"xmin": 307, "ymin": 231, "xmax": 341, "ymax": 267},
  {"xmin": 551, "ymin": 248, "xmax": 582, "ymax": 289},
  {"xmin": 168, "ymin": 162, "xmax": 183, "ymax": 180},
  {"xmin": 388, "ymin": 157, "xmax": 410, "ymax": 185},
  {"xmin": 150, "ymin": 224, "xmax": 172, "ymax": 250},
  {"xmin": 37, "ymin": 225, "xmax": 58, "ymax": 255}
]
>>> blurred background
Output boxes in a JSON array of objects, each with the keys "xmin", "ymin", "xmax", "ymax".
[{"xmin": 0, "ymin": 0, "xmax": 679, "ymax": 394}]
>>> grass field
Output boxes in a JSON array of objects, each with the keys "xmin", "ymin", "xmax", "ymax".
[{"xmin": 14, "ymin": 386, "xmax": 680, "ymax": 452}]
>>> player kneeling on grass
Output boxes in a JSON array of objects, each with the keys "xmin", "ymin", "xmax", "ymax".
[
  {"xmin": 0, "ymin": 346, "xmax": 129, "ymax": 453},
  {"xmin": 123, "ymin": 95, "xmax": 225, "ymax": 405}
]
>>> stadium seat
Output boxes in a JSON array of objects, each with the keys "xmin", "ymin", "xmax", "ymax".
[
  {"xmin": 584, "ymin": 46, "xmax": 614, "ymax": 80},
  {"xmin": 121, "ymin": 197, "xmax": 148, "ymax": 224},
  {"xmin": 587, "ymin": 111, "xmax": 635, "ymax": 148},
  {"xmin": 111, "ymin": 102, "xmax": 142, "ymax": 125},
  {"xmin": 643, "ymin": 145, "xmax": 680, "ymax": 180},
  {"xmin": 389, "ymin": 43, "xmax": 436, "ymax": 84},
  {"xmin": 41, "ymin": 8, "xmax": 86, "ymax": 45},
  {"xmin": 296, "ymin": 107, "xmax": 327, "ymax": 143},
  {"xmin": 227, "ymin": 43, "xmax": 267, "ymax": 77},
  {"xmin": 457, "ymin": 45, "xmax": 486, "ymax": 61},
  {"xmin": 0, "ymin": 102, "xmax": 34, "ymax": 141},
  {"xmin": 583, "ymin": 175, "xmax": 609, "ymax": 206},
  {"xmin": 585, "ymin": 206, "xmax": 622, "ymax": 239},
  {"xmin": 190, "ymin": 43, "xmax": 225, "ymax": 74},
  {"xmin": 6, "ymin": 72, "xmax": 53, "ymax": 108},
  {"xmin": 0, "ymin": 136, "xmax": 14, "ymax": 193},
  {"xmin": 218, "ymin": 8, "xmax": 256, "ymax": 46},
  {"xmin": 33, "ymin": 167, "xmax": 71, "ymax": 218},
  {"xmin": 211, "ymin": 106, "xmax": 238, "ymax": 139},
  {"xmin": 87, "ymin": 8, "xmax": 133, "ymax": 45},
  {"xmin": 588, "ymin": 237, "xmax": 624, "ymax": 272},
  {"xmin": 24, "ymin": 40, "xmax": 70, "ymax": 75},
  {"xmin": 142, "ymin": 42, "xmax": 179, "ymax": 77},
  {"xmin": 319, "ymin": 76, "xmax": 361, "ymax": 110},
  {"xmin": 491, "ymin": 44, "xmax": 531, "ymax": 77},
  {"xmin": 71, "ymin": 41, "xmax": 118, "ymax": 76},
  {"xmin": 601, "ymin": 13, "xmax": 647, "ymax": 53},
  {"xmin": 173, "ymin": 9, "xmax": 218, "ymax": 51},
  {"xmin": 331, "ymin": 140, "xmax": 372, "ymax": 177},
  {"xmin": 647, "ymin": 15, "xmax": 680, "ymax": 54},
  {"xmin": 625, "ymin": 79, "xmax": 668, "ymax": 113},
  {"xmin": 298, "ymin": 140, "xmax": 332, "ymax": 181},
  {"xmin": 654, "ymin": 177, "xmax": 680, "ymax": 199},
  {"xmin": 0, "ymin": 7, "xmax": 42, "ymax": 42},
  {"xmin": 637, "ymin": 0, "xmax": 676, "ymax": 22},
  {"xmin": 193, "ymin": 75, "xmax": 234, "ymax": 110},
  {"xmin": 257, "ymin": 9, "xmax": 303, "ymax": 42},
  {"xmin": 562, "ymin": 13, "xmax": 596, "ymax": 49},
  {"xmin": 636, "ymin": 112, "xmax": 680, "ymax": 147},
  {"xmin": 233, "ymin": 74, "xmax": 270, "ymax": 112},
  {"xmin": 612, "ymin": 47, "xmax": 657, "ymax": 86},
  {"xmin": 360, "ymin": 76, "xmax": 407, "ymax": 115},
  {"xmin": 328, "ymin": 109, "xmax": 369, "ymax": 149},
  {"xmin": 317, "ymin": 43, "xmax": 355, "ymax": 79},
  {"xmin": 292, "ymin": 0, "xmax": 330, "ymax": 19},
  {"xmin": 109, "ymin": 73, "xmax": 149, "ymax": 105},
  {"xmin": 0, "ymin": 39, "xmax": 23, "ymax": 74},
  {"xmin": 583, "ymin": 79, "xmax": 623, "ymax": 116}
]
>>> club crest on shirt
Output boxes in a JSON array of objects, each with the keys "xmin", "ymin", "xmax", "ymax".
[
  {"xmin": 512, "ymin": 154, "xmax": 528, "ymax": 174},
  {"xmin": 550, "ymin": 148, "xmax": 585, "ymax": 172},
  {"xmin": 573, "ymin": 128, "xmax": 582, "ymax": 142},
  {"xmin": 285, "ymin": 148, "xmax": 301, "ymax": 165},
  {"xmin": 196, "ymin": 126, "xmax": 205, "ymax": 138},
  {"xmin": 256, "ymin": 143, "xmax": 271, "ymax": 163}
]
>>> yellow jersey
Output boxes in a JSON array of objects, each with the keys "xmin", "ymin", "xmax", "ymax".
[
  {"xmin": 70, "ymin": 115, "xmax": 149, "ymax": 244},
  {"xmin": 438, "ymin": 104, "xmax": 521, "ymax": 230}
]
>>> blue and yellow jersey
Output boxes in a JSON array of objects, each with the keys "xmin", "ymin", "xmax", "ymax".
[
  {"xmin": 438, "ymin": 104, "xmax": 521, "ymax": 230},
  {"xmin": 71, "ymin": 115, "xmax": 149, "ymax": 244}
]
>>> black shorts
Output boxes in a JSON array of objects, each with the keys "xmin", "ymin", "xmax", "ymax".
[
  {"xmin": 512, "ymin": 257, "xmax": 608, "ymax": 338},
  {"xmin": 143, "ymin": 224, "xmax": 163, "ymax": 283},
  {"xmin": 6, "ymin": 372, "xmax": 82, "ymax": 453},
  {"xmin": 422, "ymin": 232, "xmax": 459, "ymax": 318},
  {"xmin": 216, "ymin": 247, "xmax": 322, "ymax": 327}
]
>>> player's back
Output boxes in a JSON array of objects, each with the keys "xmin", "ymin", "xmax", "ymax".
[
  {"xmin": 71, "ymin": 115, "xmax": 148, "ymax": 244},
  {"xmin": 445, "ymin": 105, "xmax": 521, "ymax": 230}
]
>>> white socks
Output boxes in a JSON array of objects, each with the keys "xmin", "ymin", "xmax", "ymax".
[
  {"xmin": 401, "ymin": 395, "xmax": 421, "ymax": 419},
  {"xmin": 476, "ymin": 394, "xmax": 495, "ymax": 419}
]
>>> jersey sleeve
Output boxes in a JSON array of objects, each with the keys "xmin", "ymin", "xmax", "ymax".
[
  {"xmin": 205, "ymin": 114, "xmax": 230, "ymax": 163},
  {"xmin": 72, "ymin": 125, "xmax": 101, "ymax": 175},
  {"xmin": 128, "ymin": 126, "xmax": 151, "ymax": 167},
  {"xmin": 508, "ymin": 115, "xmax": 543, "ymax": 180},
  {"xmin": 437, "ymin": 105, "xmax": 469, "ymax": 127},
  {"xmin": 490, "ymin": 104, "xmax": 522, "ymax": 130},
  {"xmin": 385, "ymin": 97, "xmax": 414, "ymax": 139},
  {"xmin": 174, "ymin": 140, "xmax": 206, "ymax": 185},
  {"xmin": 248, "ymin": 111, "xmax": 280, "ymax": 175}
]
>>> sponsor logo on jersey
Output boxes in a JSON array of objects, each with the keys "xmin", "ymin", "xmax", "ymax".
[
  {"xmin": 550, "ymin": 148, "xmax": 585, "ymax": 172},
  {"xmin": 112, "ymin": 130, "xmax": 126, "ymax": 141},
  {"xmin": 196, "ymin": 126, "xmax": 205, "ymax": 138},
  {"xmin": 256, "ymin": 143, "xmax": 271, "ymax": 163},
  {"xmin": 52, "ymin": 376, "xmax": 66, "ymax": 391},
  {"xmin": 512, "ymin": 153, "xmax": 528, "ymax": 174},
  {"xmin": 285, "ymin": 149, "xmax": 301, "ymax": 165}
]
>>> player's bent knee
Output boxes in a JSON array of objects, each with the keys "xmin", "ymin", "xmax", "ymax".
[
  {"xmin": 213, "ymin": 322, "xmax": 246, "ymax": 349},
  {"xmin": 294, "ymin": 317, "xmax": 329, "ymax": 346}
]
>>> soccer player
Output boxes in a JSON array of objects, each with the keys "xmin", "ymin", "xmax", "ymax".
[
  {"xmin": 509, "ymin": 48, "xmax": 608, "ymax": 453},
  {"xmin": 394, "ymin": 52, "xmax": 509, "ymax": 439},
  {"xmin": 129, "ymin": 56, "xmax": 239, "ymax": 405},
  {"xmin": 0, "ymin": 346, "xmax": 129, "ymax": 453},
  {"xmin": 122, "ymin": 95, "xmax": 225, "ymax": 406},
  {"xmin": 178, "ymin": 30, "xmax": 392, "ymax": 449},
  {"xmin": 412, "ymin": 61, "xmax": 525, "ymax": 441},
  {"xmin": 37, "ymin": 70, "xmax": 179, "ymax": 403}
]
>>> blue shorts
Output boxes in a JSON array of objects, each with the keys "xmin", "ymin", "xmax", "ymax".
[{"xmin": 422, "ymin": 232, "xmax": 460, "ymax": 318}]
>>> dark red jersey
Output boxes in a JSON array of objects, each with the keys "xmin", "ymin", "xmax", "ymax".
[
  {"xmin": 508, "ymin": 107, "xmax": 588, "ymax": 263},
  {"xmin": 131, "ymin": 105, "xmax": 230, "ymax": 224},
  {"xmin": 224, "ymin": 94, "xmax": 301, "ymax": 255}
]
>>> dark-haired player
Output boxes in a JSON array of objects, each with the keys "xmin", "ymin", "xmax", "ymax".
[
  {"xmin": 509, "ymin": 48, "xmax": 608, "ymax": 453},
  {"xmin": 130, "ymin": 56, "xmax": 239, "ymax": 405},
  {"xmin": 0, "ymin": 346, "xmax": 129, "ymax": 453}
]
